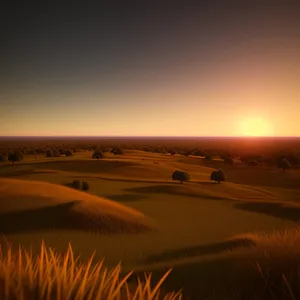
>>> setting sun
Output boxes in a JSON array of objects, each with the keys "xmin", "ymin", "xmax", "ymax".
[{"xmin": 239, "ymin": 117, "xmax": 274, "ymax": 137}]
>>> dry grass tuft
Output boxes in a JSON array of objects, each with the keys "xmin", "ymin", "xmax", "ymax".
[{"xmin": 0, "ymin": 241, "xmax": 183, "ymax": 300}]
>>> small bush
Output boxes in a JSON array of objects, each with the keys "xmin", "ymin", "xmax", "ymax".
[
  {"xmin": 72, "ymin": 180, "xmax": 83, "ymax": 190},
  {"xmin": 92, "ymin": 150, "xmax": 104, "ymax": 159},
  {"xmin": 210, "ymin": 169, "xmax": 226, "ymax": 183},
  {"xmin": 82, "ymin": 181, "xmax": 89, "ymax": 191},
  {"xmin": 111, "ymin": 146, "xmax": 123, "ymax": 155},
  {"xmin": 64, "ymin": 149, "xmax": 73, "ymax": 157},
  {"xmin": 172, "ymin": 170, "xmax": 191, "ymax": 184},
  {"xmin": 8, "ymin": 151, "xmax": 24, "ymax": 163}
]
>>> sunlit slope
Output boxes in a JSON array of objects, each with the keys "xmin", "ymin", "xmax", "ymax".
[{"xmin": 0, "ymin": 178, "xmax": 153, "ymax": 234}]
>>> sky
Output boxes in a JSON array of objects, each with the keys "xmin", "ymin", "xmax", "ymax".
[{"xmin": 1, "ymin": 1, "xmax": 300, "ymax": 137}]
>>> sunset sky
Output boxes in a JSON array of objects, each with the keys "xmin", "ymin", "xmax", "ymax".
[{"xmin": 2, "ymin": 1, "xmax": 300, "ymax": 137}]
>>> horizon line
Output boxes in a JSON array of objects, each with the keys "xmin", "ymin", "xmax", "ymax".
[{"xmin": 0, "ymin": 135, "xmax": 299, "ymax": 139}]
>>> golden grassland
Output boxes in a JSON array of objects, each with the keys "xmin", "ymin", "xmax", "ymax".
[
  {"xmin": 1, "ymin": 148, "xmax": 300, "ymax": 299},
  {"xmin": 0, "ymin": 241, "xmax": 182, "ymax": 300}
]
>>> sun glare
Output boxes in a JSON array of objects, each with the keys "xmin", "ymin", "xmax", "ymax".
[{"xmin": 239, "ymin": 117, "xmax": 274, "ymax": 137}]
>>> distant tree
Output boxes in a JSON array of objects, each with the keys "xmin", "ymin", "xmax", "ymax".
[
  {"xmin": 192, "ymin": 150, "xmax": 205, "ymax": 156},
  {"xmin": 92, "ymin": 150, "xmax": 103, "ymax": 160},
  {"xmin": 65, "ymin": 149, "xmax": 73, "ymax": 157},
  {"xmin": 8, "ymin": 151, "xmax": 24, "ymax": 163},
  {"xmin": 52, "ymin": 148, "xmax": 61, "ymax": 157},
  {"xmin": 35, "ymin": 148, "xmax": 45, "ymax": 155},
  {"xmin": 0, "ymin": 154, "xmax": 7, "ymax": 162},
  {"xmin": 172, "ymin": 170, "xmax": 191, "ymax": 184},
  {"xmin": 45, "ymin": 149, "xmax": 53, "ymax": 157},
  {"xmin": 111, "ymin": 146, "xmax": 123, "ymax": 155},
  {"xmin": 58, "ymin": 148, "xmax": 65, "ymax": 155},
  {"xmin": 277, "ymin": 158, "xmax": 291, "ymax": 172},
  {"xmin": 183, "ymin": 151, "xmax": 192, "ymax": 157},
  {"xmin": 224, "ymin": 157, "xmax": 234, "ymax": 166},
  {"xmin": 82, "ymin": 181, "xmax": 90, "ymax": 191},
  {"xmin": 45, "ymin": 148, "xmax": 59, "ymax": 158},
  {"xmin": 72, "ymin": 180, "xmax": 83, "ymax": 190},
  {"xmin": 205, "ymin": 154, "xmax": 212, "ymax": 160},
  {"xmin": 210, "ymin": 169, "xmax": 226, "ymax": 184},
  {"xmin": 168, "ymin": 150, "xmax": 176, "ymax": 155}
]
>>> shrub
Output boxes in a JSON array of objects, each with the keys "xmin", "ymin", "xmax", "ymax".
[
  {"xmin": 192, "ymin": 150, "xmax": 205, "ymax": 156},
  {"xmin": 45, "ymin": 149, "xmax": 54, "ymax": 157},
  {"xmin": 92, "ymin": 150, "xmax": 104, "ymax": 159},
  {"xmin": 172, "ymin": 170, "xmax": 191, "ymax": 184},
  {"xmin": 277, "ymin": 158, "xmax": 291, "ymax": 172},
  {"xmin": 65, "ymin": 149, "xmax": 73, "ymax": 157},
  {"xmin": 8, "ymin": 151, "xmax": 24, "ymax": 163},
  {"xmin": 45, "ymin": 148, "xmax": 60, "ymax": 158},
  {"xmin": 72, "ymin": 180, "xmax": 83, "ymax": 190},
  {"xmin": 183, "ymin": 151, "xmax": 191, "ymax": 157},
  {"xmin": 210, "ymin": 169, "xmax": 226, "ymax": 183},
  {"xmin": 82, "ymin": 181, "xmax": 89, "ymax": 191},
  {"xmin": 111, "ymin": 146, "xmax": 123, "ymax": 155}
]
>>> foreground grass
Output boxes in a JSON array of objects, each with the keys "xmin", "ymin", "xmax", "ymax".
[
  {"xmin": 2, "ymin": 229, "xmax": 300, "ymax": 299},
  {"xmin": 137, "ymin": 227, "xmax": 300, "ymax": 300},
  {"xmin": 0, "ymin": 241, "xmax": 183, "ymax": 300}
]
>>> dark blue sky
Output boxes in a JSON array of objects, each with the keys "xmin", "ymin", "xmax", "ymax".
[{"xmin": 2, "ymin": 1, "xmax": 300, "ymax": 136}]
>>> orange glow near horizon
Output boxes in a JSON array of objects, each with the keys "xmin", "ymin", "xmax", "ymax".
[{"xmin": 238, "ymin": 117, "xmax": 275, "ymax": 137}]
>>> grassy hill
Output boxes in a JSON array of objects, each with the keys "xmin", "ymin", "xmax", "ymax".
[{"xmin": 1, "ymin": 149, "xmax": 300, "ymax": 299}]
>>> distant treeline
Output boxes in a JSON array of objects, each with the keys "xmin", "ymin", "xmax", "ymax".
[{"xmin": 0, "ymin": 137, "xmax": 300, "ymax": 167}]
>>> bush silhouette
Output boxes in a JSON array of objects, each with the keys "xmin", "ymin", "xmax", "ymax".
[
  {"xmin": 72, "ymin": 180, "xmax": 83, "ymax": 190},
  {"xmin": 277, "ymin": 158, "xmax": 291, "ymax": 172},
  {"xmin": 45, "ymin": 148, "xmax": 60, "ymax": 158},
  {"xmin": 65, "ymin": 149, "xmax": 73, "ymax": 157},
  {"xmin": 92, "ymin": 150, "xmax": 104, "ymax": 160},
  {"xmin": 172, "ymin": 170, "xmax": 191, "ymax": 184},
  {"xmin": 8, "ymin": 151, "xmax": 24, "ymax": 163},
  {"xmin": 82, "ymin": 181, "xmax": 90, "ymax": 191},
  {"xmin": 210, "ymin": 169, "xmax": 226, "ymax": 184},
  {"xmin": 111, "ymin": 147, "xmax": 123, "ymax": 155}
]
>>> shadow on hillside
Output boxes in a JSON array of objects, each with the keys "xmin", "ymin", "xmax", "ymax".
[
  {"xmin": 134, "ymin": 253, "xmax": 271, "ymax": 300},
  {"xmin": 0, "ymin": 160, "xmax": 139, "ymax": 174},
  {"xmin": 71, "ymin": 175, "xmax": 179, "ymax": 184},
  {"xmin": 0, "ymin": 201, "xmax": 79, "ymax": 234},
  {"xmin": 104, "ymin": 193, "xmax": 148, "ymax": 202},
  {"xmin": 0, "ymin": 201, "xmax": 150, "ymax": 234},
  {"xmin": 124, "ymin": 185, "xmax": 229, "ymax": 201},
  {"xmin": 143, "ymin": 238, "xmax": 255, "ymax": 264},
  {"xmin": 234, "ymin": 201, "xmax": 300, "ymax": 222},
  {"xmin": 0, "ymin": 169, "xmax": 57, "ymax": 177}
]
